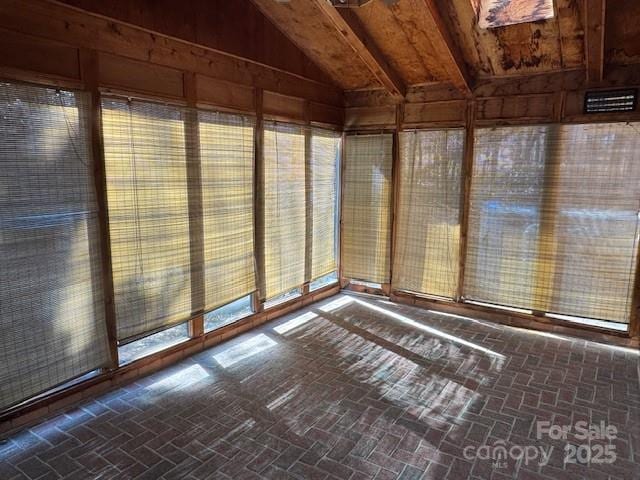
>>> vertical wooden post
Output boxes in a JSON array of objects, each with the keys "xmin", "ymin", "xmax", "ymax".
[
  {"xmin": 339, "ymin": 131, "xmax": 348, "ymax": 288},
  {"xmin": 303, "ymin": 100, "xmax": 312, "ymax": 295},
  {"xmin": 253, "ymin": 88, "xmax": 265, "ymax": 311},
  {"xmin": 386, "ymin": 103, "xmax": 404, "ymax": 296},
  {"xmin": 79, "ymin": 49, "xmax": 119, "ymax": 369},
  {"xmin": 184, "ymin": 72, "xmax": 205, "ymax": 337},
  {"xmin": 456, "ymin": 99, "xmax": 476, "ymax": 302}
]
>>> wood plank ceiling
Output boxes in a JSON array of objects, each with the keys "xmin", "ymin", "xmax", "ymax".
[{"xmin": 251, "ymin": 0, "xmax": 640, "ymax": 97}]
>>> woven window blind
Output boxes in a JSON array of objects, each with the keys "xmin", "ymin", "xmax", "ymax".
[
  {"xmin": 310, "ymin": 128, "xmax": 341, "ymax": 280},
  {"xmin": 199, "ymin": 111, "xmax": 257, "ymax": 312},
  {"xmin": 465, "ymin": 125, "xmax": 553, "ymax": 311},
  {"xmin": 342, "ymin": 134, "xmax": 393, "ymax": 283},
  {"xmin": 394, "ymin": 129, "xmax": 465, "ymax": 298},
  {"xmin": 0, "ymin": 82, "xmax": 110, "ymax": 409},
  {"xmin": 263, "ymin": 121, "xmax": 306, "ymax": 299},
  {"xmin": 543, "ymin": 123, "xmax": 640, "ymax": 323},
  {"xmin": 465, "ymin": 124, "xmax": 640, "ymax": 324},
  {"xmin": 102, "ymin": 98, "xmax": 192, "ymax": 342}
]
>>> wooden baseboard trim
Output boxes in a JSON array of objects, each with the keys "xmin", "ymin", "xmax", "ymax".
[{"xmin": 389, "ymin": 290, "xmax": 640, "ymax": 349}]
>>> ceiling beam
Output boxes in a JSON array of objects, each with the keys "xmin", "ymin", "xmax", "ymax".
[
  {"xmin": 585, "ymin": 0, "xmax": 606, "ymax": 85},
  {"xmin": 420, "ymin": 0, "xmax": 473, "ymax": 95},
  {"xmin": 311, "ymin": 0, "xmax": 406, "ymax": 99}
]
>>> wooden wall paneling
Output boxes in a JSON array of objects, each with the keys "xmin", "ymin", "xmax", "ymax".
[
  {"xmin": 344, "ymin": 89, "xmax": 397, "ymax": 108},
  {"xmin": 475, "ymin": 94, "xmax": 555, "ymax": 125},
  {"xmin": 344, "ymin": 105, "xmax": 397, "ymax": 130},
  {"xmin": 263, "ymin": 91, "xmax": 306, "ymax": 122},
  {"xmin": 0, "ymin": 0, "xmax": 343, "ymax": 106},
  {"xmin": 403, "ymin": 100, "xmax": 467, "ymax": 128},
  {"xmin": 79, "ymin": 49, "xmax": 119, "ymax": 369},
  {"xmin": 457, "ymin": 100, "xmax": 475, "ymax": 301},
  {"xmin": 253, "ymin": 88, "xmax": 266, "ymax": 308},
  {"xmin": 98, "ymin": 53, "xmax": 184, "ymax": 99},
  {"xmin": 60, "ymin": 0, "xmax": 334, "ymax": 86},
  {"xmin": 184, "ymin": 72, "xmax": 205, "ymax": 338},
  {"xmin": 0, "ymin": 28, "xmax": 80, "ymax": 80},
  {"xmin": 310, "ymin": 102, "xmax": 344, "ymax": 127},
  {"xmin": 472, "ymin": 69, "xmax": 586, "ymax": 98},
  {"xmin": 195, "ymin": 74, "xmax": 255, "ymax": 113}
]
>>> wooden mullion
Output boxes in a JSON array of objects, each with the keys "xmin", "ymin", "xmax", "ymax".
[
  {"xmin": 338, "ymin": 130, "xmax": 348, "ymax": 288},
  {"xmin": 79, "ymin": 49, "xmax": 119, "ymax": 369},
  {"xmin": 184, "ymin": 72, "xmax": 205, "ymax": 338},
  {"xmin": 254, "ymin": 88, "xmax": 266, "ymax": 308},
  {"xmin": 303, "ymin": 100, "xmax": 313, "ymax": 294},
  {"xmin": 456, "ymin": 100, "xmax": 476, "ymax": 302},
  {"xmin": 387, "ymin": 103, "xmax": 404, "ymax": 296}
]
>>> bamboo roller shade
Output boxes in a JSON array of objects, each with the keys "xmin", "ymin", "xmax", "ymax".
[
  {"xmin": 262, "ymin": 122, "xmax": 341, "ymax": 299},
  {"xmin": 465, "ymin": 123, "xmax": 640, "ymax": 324},
  {"xmin": 0, "ymin": 83, "xmax": 111, "ymax": 409},
  {"xmin": 342, "ymin": 134, "xmax": 394, "ymax": 284},
  {"xmin": 393, "ymin": 129, "xmax": 465, "ymax": 298},
  {"xmin": 102, "ymin": 98, "xmax": 257, "ymax": 341}
]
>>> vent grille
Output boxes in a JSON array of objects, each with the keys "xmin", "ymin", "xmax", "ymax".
[{"xmin": 584, "ymin": 89, "xmax": 638, "ymax": 114}]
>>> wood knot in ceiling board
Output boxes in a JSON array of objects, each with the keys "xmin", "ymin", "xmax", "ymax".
[{"xmin": 108, "ymin": 22, "xmax": 122, "ymax": 36}]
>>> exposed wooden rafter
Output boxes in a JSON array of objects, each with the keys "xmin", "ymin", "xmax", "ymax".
[
  {"xmin": 311, "ymin": 0, "xmax": 406, "ymax": 99},
  {"xmin": 585, "ymin": 0, "xmax": 606, "ymax": 84},
  {"xmin": 419, "ymin": 0, "xmax": 473, "ymax": 95}
]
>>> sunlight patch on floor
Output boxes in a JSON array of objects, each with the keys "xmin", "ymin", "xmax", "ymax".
[
  {"xmin": 273, "ymin": 311, "xmax": 317, "ymax": 335},
  {"xmin": 148, "ymin": 363, "xmax": 210, "ymax": 391},
  {"xmin": 213, "ymin": 333, "xmax": 278, "ymax": 368},
  {"xmin": 349, "ymin": 297, "xmax": 506, "ymax": 360}
]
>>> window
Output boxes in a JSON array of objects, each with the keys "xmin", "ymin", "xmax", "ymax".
[
  {"xmin": 262, "ymin": 122, "xmax": 306, "ymax": 299},
  {"xmin": 310, "ymin": 271, "xmax": 339, "ymax": 291},
  {"xmin": 204, "ymin": 294, "xmax": 253, "ymax": 332},
  {"xmin": 118, "ymin": 322, "xmax": 190, "ymax": 365},
  {"xmin": 102, "ymin": 98, "xmax": 192, "ymax": 343},
  {"xmin": 310, "ymin": 129, "xmax": 341, "ymax": 281},
  {"xmin": 261, "ymin": 123, "xmax": 340, "ymax": 304},
  {"xmin": 466, "ymin": 123, "xmax": 640, "ymax": 325},
  {"xmin": 0, "ymin": 82, "xmax": 110, "ymax": 409},
  {"xmin": 265, "ymin": 287, "xmax": 303, "ymax": 309},
  {"xmin": 394, "ymin": 129, "xmax": 465, "ymax": 298},
  {"xmin": 199, "ymin": 111, "xmax": 257, "ymax": 313},
  {"xmin": 342, "ymin": 134, "xmax": 393, "ymax": 284}
]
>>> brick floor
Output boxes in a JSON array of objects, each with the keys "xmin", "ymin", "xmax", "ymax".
[{"xmin": 1, "ymin": 293, "xmax": 639, "ymax": 479}]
